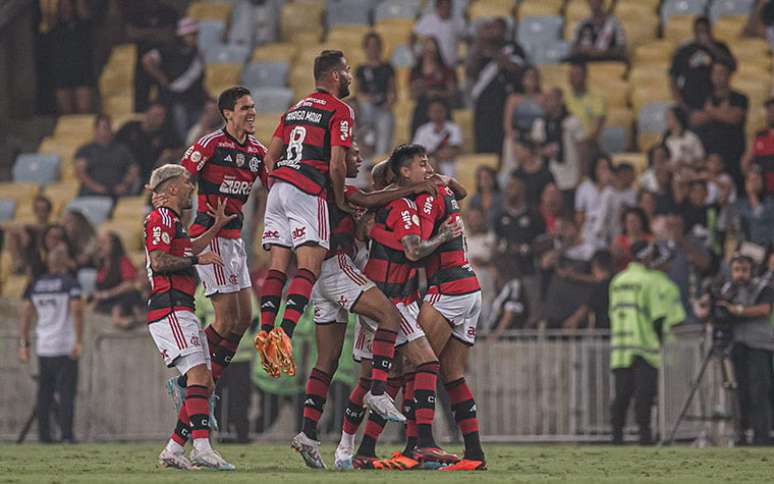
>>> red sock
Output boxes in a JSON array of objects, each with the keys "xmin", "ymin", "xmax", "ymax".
[
  {"xmin": 370, "ymin": 329, "xmax": 397, "ymax": 393},
  {"xmin": 211, "ymin": 333, "xmax": 240, "ymax": 382},
  {"xmin": 445, "ymin": 378, "xmax": 484, "ymax": 461},
  {"xmin": 342, "ymin": 378, "xmax": 370, "ymax": 435},
  {"xmin": 170, "ymin": 404, "xmax": 190, "ymax": 445},
  {"xmin": 260, "ymin": 269, "xmax": 286, "ymax": 332},
  {"xmin": 414, "ymin": 361, "xmax": 439, "ymax": 448},
  {"xmin": 402, "ymin": 373, "xmax": 417, "ymax": 454},
  {"xmin": 280, "ymin": 268, "xmax": 316, "ymax": 338},
  {"xmin": 301, "ymin": 368, "xmax": 332, "ymax": 440},
  {"xmin": 184, "ymin": 385, "xmax": 210, "ymax": 440}
]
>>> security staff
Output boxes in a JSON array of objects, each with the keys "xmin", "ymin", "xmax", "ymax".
[{"xmin": 609, "ymin": 241, "xmax": 684, "ymax": 445}]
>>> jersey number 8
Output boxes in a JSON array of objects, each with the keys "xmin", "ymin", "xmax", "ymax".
[{"xmin": 286, "ymin": 126, "xmax": 307, "ymax": 164}]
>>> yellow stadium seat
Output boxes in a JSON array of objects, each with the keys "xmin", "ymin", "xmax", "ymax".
[
  {"xmin": 103, "ymin": 94, "xmax": 133, "ymax": 117},
  {"xmin": 289, "ymin": 63, "xmax": 316, "ymax": 98},
  {"xmin": 205, "ymin": 63, "xmax": 243, "ymax": 97},
  {"xmin": 458, "ymin": 153, "xmax": 498, "ymax": 169},
  {"xmin": 637, "ymin": 132, "xmax": 661, "ymax": 152},
  {"xmin": 187, "ymin": 2, "xmax": 233, "ymax": 24},
  {"xmin": 540, "ymin": 63, "xmax": 570, "ymax": 88},
  {"xmin": 43, "ymin": 182, "xmax": 80, "ymax": 216},
  {"xmin": 732, "ymin": 39, "xmax": 771, "ymax": 62},
  {"xmin": 327, "ymin": 25, "xmax": 371, "ymax": 45},
  {"xmin": 280, "ymin": 2, "xmax": 324, "ymax": 42},
  {"xmin": 112, "ymin": 196, "xmax": 148, "ymax": 220},
  {"xmin": 53, "ymin": 115, "xmax": 95, "ymax": 139},
  {"xmin": 452, "ymin": 109, "xmax": 474, "ymax": 154},
  {"xmin": 518, "ymin": 0, "xmax": 561, "ymax": 18},
  {"xmin": 1, "ymin": 274, "xmax": 27, "ymax": 298},
  {"xmin": 713, "ymin": 16, "xmax": 746, "ymax": 43},
  {"xmin": 100, "ymin": 219, "xmax": 145, "ymax": 252},
  {"xmin": 373, "ymin": 19, "xmax": 414, "ymax": 58},
  {"xmin": 588, "ymin": 61, "xmax": 627, "ymax": 82},
  {"xmin": 612, "ymin": 152, "xmax": 648, "ymax": 175},
  {"xmin": 253, "ymin": 112, "xmax": 284, "ymax": 143},
  {"xmin": 634, "ymin": 40, "xmax": 676, "ymax": 64},
  {"xmin": 606, "ymin": 107, "xmax": 633, "ymax": 129},
  {"xmin": 394, "ymin": 66, "xmax": 411, "ymax": 102},
  {"xmin": 128, "ymin": 250, "xmax": 147, "ymax": 270},
  {"xmin": 664, "ymin": 15, "xmax": 695, "ymax": 43},
  {"xmin": 0, "ymin": 182, "xmax": 40, "ymax": 205},
  {"xmin": 251, "ymin": 43, "xmax": 299, "ymax": 64},
  {"xmin": 620, "ymin": 16, "xmax": 658, "ymax": 51},
  {"xmin": 469, "ymin": 0, "xmax": 515, "ymax": 20},
  {"xmin": 630, "ymin": 82, "xmax": 671, "ymax": 113},
  {"xmin": 629, "ymin": 64, "xmax": 670, "ymax": 84}
]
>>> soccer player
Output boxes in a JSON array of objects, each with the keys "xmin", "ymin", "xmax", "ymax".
[
  {"xmin": 144, "ymin": 164, "xmax": 236, "ymax": 470},
  {"xmin": 292, "ymin": 143, "xmax": 438, "ymax": 469},
  {"xmin": 176, "ymin": 86, "xmax": 268, "ymax": 392},
  {"xmin": 257, "ymin": 50, "xmax": 356, "ymax": 379}
]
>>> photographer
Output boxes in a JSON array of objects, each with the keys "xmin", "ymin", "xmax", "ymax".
[{"xmin": 717, "ymin": 254, "xmax": 774, "ymax": 445}]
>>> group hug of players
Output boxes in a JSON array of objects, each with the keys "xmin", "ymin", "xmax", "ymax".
[{"xmin": 142, "ymin": 50, "xmax": 486, "ymax": 472}]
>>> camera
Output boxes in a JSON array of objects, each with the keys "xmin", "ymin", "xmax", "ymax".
[{"xmin": 700, "ymin": 279, "xmax": 739, "ymax": 345}]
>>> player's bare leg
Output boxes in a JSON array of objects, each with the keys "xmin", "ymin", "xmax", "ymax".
[
  {"xmin": 293, "ymin": 322, "xmax": 347, "ymax": 469},
  {"xmin": 255, "ymin": 245, "xmax": 292, "ymax": 376}
]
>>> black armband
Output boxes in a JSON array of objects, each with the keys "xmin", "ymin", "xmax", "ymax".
[{"xmin": 189, "ymin": 255, "xmax": 199, "ymax": 266}]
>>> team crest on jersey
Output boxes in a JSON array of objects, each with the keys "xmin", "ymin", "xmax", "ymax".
[
  {"xmin": 249, "ymin": 156, "xmax": 260, "ymax": 172},
  {"xmin": 161, "ymin": 232, "xmax": 170, "ymax": 244},
  {"xmin": 191, "ymin": 151, "xmax": 202, "ymax": 163},
  {"xmin": 236, "ymin": 153, "xmax": 245, "ymax": 167}
]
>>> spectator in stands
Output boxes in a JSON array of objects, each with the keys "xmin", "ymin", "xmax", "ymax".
[
  {"xmin": 639, "ymin": 144, "xmax": 678, "ymax": 218},
  {"xmin": 503, "ymin": 66, "xmax": 545, "ymax": 174},
  {"xmin": 544, "ymin": 87, "xmax": 586, "ymax": 211},
  {"xmin": 561, "ymin": 249, "xmax": 614, "ymax": 330},
  {"xmin": 74, "ymin": 114, "xmax": 139, "ymax": 200},
  {"xmin": 575, "ymin": 153, "xmax": 613, "ymax": 246},
  {"xmin": 465, "ymin": 206, "xmax": 497, "ymax": 319},
  {"xmin": 692, "ymin": 61, "xmax": 749, "ymax": 193},
  {"xmin": 115, "ymin": 102, "xmax": 181, "ymax": 184},
  {"xmin": 704, "ymin": 153, "xmax": 736, "ymax": 204},
  {"xmin": 409, "ymin": 36, "xmax": 458, "ymax": 137},
  {"xmin": 468, "ymin": 165, "xmax": 502, "ymax": 229},
  {"xmin": 679, "ymin": 180, "xmax": 721, "ymax": 254},
  {"xmin": 412, "ymin": 0, "xmax": 467, "ymax": 67},
  {"xmin": 599, "ymin": 162, "xmax": 638, "ymax": 240},
  {"xmin": 565, "ymin": 60, "xmax": 606, "ymax": 163},
  {"xmin": 512, "ymin": 130, "xmax": 556, "ymax": 209},
  {"xmin": 61, "ymin": 209, "xmax": 97, "ymax": 269},
  {"xmin": 670, "ymin": 16, "xmax": 736, "ymax": 112},
  {"xmin": 356, "ymin": 32, "xmax": 396, "ymax": 156},
  {"xmin": 539, "ymin": 182, "xmax": 566, "ymax": 235},
  {"xmin": 92, "ymin": 231, "xmax": 143, "ymax": 329},
  {"xmin": 734, "ymin": 167, "xmax": 774, "ymax": 247},
  {"xmin": 637, "ymin": 190, "xmax": 658, "ymax": 231},
  {"xmin": 186, "ymin": 98, "xmax": 222, "ymax": 146},
  {"xmin": 6, "ymin": 195, "xmax": 53, "ymax": 275},
  {"xmin": 486, "ymin": 259, "xmax": 530, "ymax": 338},
  {"xmin": 466, "ymin": 17, "xmax": 526, "ymax": 154},
  {"xmin": 142, "ymin": 17, "xmax": 207, "ymax": 140},
  {"xmin": 412, "ymin": 98, "xmax": 462, "ymax": 176},
  {"xmin": 48, "ymin": 0, "xmax": 95, "ymax": 114},
  {"xmin": 611, "ymin": 206, "xmax": 652, "ymax": 271},
  {"xmin": 121, "ymin": 0, "xmax": 179, "ymax": 113},
  {"xmin": 18, "ymin": 245, "xmax": 83, "ymax": 443},
  {"xmin": 663, "ymin": 105, "xmax": 705, "ymax": 167},
  {"xmin": 741, "ymin": 97, "xmax": 774, "ymax": 198},
  {"xmin": 570, "ymin": 0, "xmax": 627, "ymax": 62},
  {"xmin": 494, "ymin": 174, "xmax": 545, "ymax": 277}
]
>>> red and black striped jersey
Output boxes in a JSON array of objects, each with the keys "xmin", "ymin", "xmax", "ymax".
[
  {"xmin": 416, "ymin": 183, "xmax": 480, "ymax": 296},
  {"xmin": 180, "ymin": 128, "xmax": 268, "ymax": 239},
  {"xmin": 325, "ymin": 185, "xmax": 362, "ymax": 260},
  {"xmin": 270, "ymin": 89, "xmax": 354, "ymax": 195},
  {"xmin": 144, "ymin": 207, "xmax": 197, "ymax": 323},
  {"xmin": 752, "ymin": 128, "xmax": 774, "ymax": 195},
  {"xmin": 364, "ymin": 197, "xmax": 421, "ymax": 304}
]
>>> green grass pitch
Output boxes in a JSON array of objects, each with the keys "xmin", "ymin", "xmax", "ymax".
[{"xmin": 2, "ymin": 443, "xmax": 773, "ymax": 483}]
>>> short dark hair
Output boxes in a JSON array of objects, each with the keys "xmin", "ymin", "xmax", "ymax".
[
  {"xmin": 569, "ymin": 58, "xmax": 587, "ymax": 73},
  {"xmin": 362, "ymin": 31, "xmax": 382, "ymax": 50},
  {"xmin": 314, "ymin": 50, "xmax": 345, "ymax": 82},
  {"xmin": 94, "ymin": 113, "xmax": 111, "ymax": 127},
  {"xmin": 694, "ymin": 15, "xmax": 711, "ymax": 30},
  {"xmin": 33, "ymin": 195, "xmax": 53, "ymax": 213},
  {"xmin": 218, "ymin": 86, "xmax": 252, "ymax": 119},
  {"xmin": 591, "ymin": 249, "xmax": 614, "ymax": 273},
  {"xmin": 615, "ymin": 162, "xmax": 634, "ymax": 175},
  {"xmin": 621, "ymin": 206, "xmax": 651, "ymax": 235},
  {"xmin": 388, "ymin": 144, "xmax": 426, "ymax": 177}
]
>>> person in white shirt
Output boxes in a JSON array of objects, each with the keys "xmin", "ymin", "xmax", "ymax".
[
  {"xmin": 575, "ymin": 153, "xmax": 614, "ymax": 246},
  {"xmin": 663, "ymin": 105, "xmax": 705, "ymax": 167},
  {"xmin": 412, "ymin": 98, "xmax": 462, "ymax": 176},
  {"xmin": 413, "ymin": 0, "xmax": 467, "ymax": 67}
]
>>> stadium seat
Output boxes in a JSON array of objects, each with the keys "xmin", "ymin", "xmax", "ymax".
[
  {"xmin": 634, "ymin": 40, "xmax": 676, "ymax": 63},
  {"xmin": 53, "ymin": 114, "xmax": 95, "ymax": 139},
  {"xmin": 102, "ymin": 94, "xmax": 133, "ymax": 117},
  {"xmin": 731, "ymin": 39, "xmax": 771, "ymax": 62},
  {"xmin": 197, "ymin": 20, "xmax": 226, "ymax": 52},
  {"xmin": 100, "ymin": 219, "xmax": 145, "ymax": 252},
  {"xmin": 630, "ymin": 82, "xmax": 671, "ymax": 113},
  {"xmin": 13, "ymin": 153, "xmax": 61, "ymax": 185},
  {"xmin": 600, "ymin": 126, "xmax": 630, "ymax": 154},
  {"xmin": 664, "ymin": 14, "xmax": 697, "ymax": 42},
  {"xmin": 77, "ymin": 268, "xmax": 98, "ymax": 297},
  {"xmin": 253, "ymin": 112, "xmax": 285, "ymax": 142},
  {"xmin": 227, "ymin": 2, "xmax": 256, "ymax": 47},
  {"xmin": 326, "ymin": 0, "xmax": 373, "ymax": 27},
  {"xmin": 713, "ymin": 15, "xmax": 747, "ymax": 42},
  {"xmin": 43, "ymin": 182, "xmax": 80, "ymax": 216},
  {"xmin": 469, "ymin": 0, "xmax": 515, "ymax": 20},
  {"xmin": 112, "ymin": 196, "xmax": 148, "ymax": 221},
  {"xmin": 250, "ymin": 87, "xmax": 295, "ymax": 113},
  {"xmin": 518, "ymin": 16, "xmax": 563, "ymax": 52},
  {"xmin": 374, "ymin": 0, "xmax": 421, "ymax": 21},
  {"xmin": 241, "ymin": 61, "xmax": 289, "ymax": 88},
  {"xmin": 326, "ymin": 25, "xmax": 371, "ymax": 45},
  {"xmin": 530, "ymin": 40, "xmax": 569, "ymax": 65},
  {"xmin": 205, "ymin": 63, "xmax": 243, "ymax": 96},
  {"xmin": 390, "ymin": 44, "xmax": 415, "ymax": 68},
  {"xmin": 421, "ymin": 0, "xmax": 468, "ymax": 18},
  {"xmin": 452, "ymin": 109, "xmax": 474, "ymax": 153},
  {"xmin": 0, "ymin": 199, "xmax": 15, "ymax": 223},
  {"xmin": 660, "ymin": 0, "xmax": 708, "ymax": 23},
  {"xmin": 187, "ymin": 2, "xmax": 233, "ymax": 24},
  {"xmin": 612, "ymin": 152, "xmax": 648, "ymax": 175},
  {"xmin": 607, "ymin": 107, "xmax": 634, "ymax": 130},
  {"xmin": 66, "ymin": 196, "xmax": 114, "ymax": 226},
  {"xmin": 518, "ymin": 0, "xmax": 562, "ymax": 19},
  {"xmin": 204, "ymin": 44, "xmax": 250, "ymax": 64},
  {"xmin": 588, "ymin": 61, "xmax": 627, "ymax": 81},
  {"xmin": 637, "ymin": 132, "xmax": 662, "ymax": 151},
  {"xmin": 710, "ymin": 0, "xmax": 755, "ymax": 21},
  {"xmin": 637, "ymin": 101, "xmax": 671, "ymax": 134},
  {"xmin": 280, "ymin": 1, "xmax": 325, "ymax": 42},
  {"xmin": 2, "ymin": 274, "xmax": 27, "ymax": 298},
  {"xmin": 251, "ymin": 42, "xmax": 298, "ymax": 64},
  {"xmin": 0, "ymin": 182, "xmax": 39, "ymax": 205},
  {"xmin": 619, "ymin": 16, "xmax": 659, "ymax": 51}
]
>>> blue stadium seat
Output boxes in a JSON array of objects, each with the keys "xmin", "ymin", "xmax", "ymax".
[
  {"xmin": 66, "ymin": 197, "xmax": 114, "ymax": 226},
  {"xmin": 637, "ymin": 101, "xmax": 671, "ymax": 134},
  {"xmin": 13, "ymin": 153, "xmax": 60, "ymax": 184},
  {"xmin": 661, "ymin": 0, "xmax": 708, "ymax": 23},
  {"xmin": 77, "ymin": 268, "xmax": 98, "ymax": 297},
  {"xmin": 197, "ymin": 20, "xmax": 226, "ymax": 52},
  {"xmin": 326, "ymin": 0, "xmax": 374, "ymax": 27},
  {"xmin": 251, "ymin": 87, "xmax": 295, "ymax": 113},
  {"xmin": 228, "ymin": 2, "xmax": 257, "ymax": 48},
  {"xmin": 709, "ymin": 0, "xmax": 755, "ymax": 21},
  {"xmin": 390, "ymin": 44, "xmax": 415, "ymax": 68},
  {"xmin": 421, "ymin": 0, "xmax": 468, "ymax": 19},
  {"xmin": 518, "ymin": 16, "xmax": 563, "ymax": 52},
  {"xmin": 375, "ymin": 0, "xmax": 422, "ymax": 21},
  {"xmin": 0, "ymin": 199, "xmax": 16, "ymax": 222},
  {"xmin": 600, "ymin": 126, "xmax": 629, "ymax": 154},
  {"xmin": 204, "ymin": 43, "xmax": 251, "ymax": 64},
  {"xmin": 242, "ymin": 61, "xmax": 289, "ymax": 88},
  {"xmin": 530, "ymin": 40, "xmax": 570, "ymax": 65}
]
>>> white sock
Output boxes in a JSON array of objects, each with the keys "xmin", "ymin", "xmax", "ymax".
[
  {"xmin": 193, "ymin": 438, "xmax": 212, "ymax": 453},
  {"xmin": 340, "ymin": 432, "xmax": 355, "ymax": 449},
  {"xmin": 165, "ymin": 439, "xmax": 185, "ymax": 454}
]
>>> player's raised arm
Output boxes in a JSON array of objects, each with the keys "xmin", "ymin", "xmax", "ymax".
[
  {"xmin": 401, "ymin": 218, "xmax": 463, "ymax": 262},
  {"xmin": 348, "ymin": 180, "xmax": 437, "ymax": 209}
]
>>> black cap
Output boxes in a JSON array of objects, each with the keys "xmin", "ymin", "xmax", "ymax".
[{"xmin": 631, "ymin": 241, "xmax": 653, "ymax": 262}]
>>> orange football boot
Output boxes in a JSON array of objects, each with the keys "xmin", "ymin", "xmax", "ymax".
[
  {"xmin": 268, "ymin": 327, "xmax": 295, "ymax": 376},
  {"xmin": 440, "ymin": 459, "xmax": 487, "ymax": 471},
  {"xmin": 253, "ymin": 330, "xmax": 280, "ymax": 378}
]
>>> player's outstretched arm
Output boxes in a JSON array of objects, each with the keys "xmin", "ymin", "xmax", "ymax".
[
  {"xmin": 149, "ymin": 250, "xmax": 222, "ymax": 273},
  {"xmin": 348, "ymin": 180, "xmax": 438, "ymax": 209},
  {"xmin": 190, "ymin": 199, "xmax": 237, "ymax": 254},
  {"xmin": 401, "ymin": 217, "xmax": 464, "ymax": 262},
  {"xmin": 430, "ymin": 174, "xmax": 467, "ymax": 200}
]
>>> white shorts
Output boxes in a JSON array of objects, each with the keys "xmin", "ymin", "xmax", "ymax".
[
  {"xmin": 423, "ymin": 291, "xmax": 482, "ymax": 346},
  {"xmin": 148, "ymin": 310, "xmax": 211, "ymax": 375},
  {"xmin": 353, "ymin": 301, "xmax": 424, "ymax": 362},
  {"xmin": 262, "ymin": 181, "xmax": 330, "ymax": 250},
  {"xmin": 312, "ymin": 253, "xmax": 375, "ymax": 325},
  {"xmin": 197, "ymin": 237, "xmax": 251, "ymax": 296}
]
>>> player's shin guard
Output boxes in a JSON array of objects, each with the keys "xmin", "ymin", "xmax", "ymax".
[
  {"xmin": 370, "ymin": 329, "xmax": 398, "ymax": 395},
  {"xmin": 280, "ymin": 269, "xmax": 316, "ymax": 338},
  {"xmin": 343, "ymin": 378, "xmax": 370, "ymax": 435},
  {"xmin": 414, "ymin": 362, "xmax": 440, "ymax": 449},
  {"xmin": 211, "ymin": 333, "xmax": 240, "ymax": 382},
  {"xmin": 356, "ymin": 376, "xmax": 403, "ymax": 457},
  {"xmin": 302, "ymin": 368, "xmax": 332, "ymax": 441},
  {"xmin": 185, "ymin": 385, "xmax": 211, "ymax": 441},
  {"xmin": 402, "ymin": 372, "xmax": 417, "ymax": 454},
  {"xmin": 445, "ymin": 378, "xmax": 485, "ymax": 461},
  {"xmin": 260, "ymin": 269, "xmax": 286, "ymax": 332}
]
